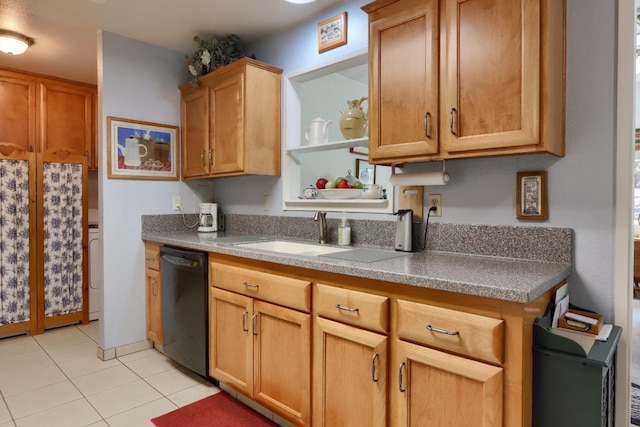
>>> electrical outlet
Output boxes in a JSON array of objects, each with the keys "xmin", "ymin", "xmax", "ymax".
[
  {"xmin": 428, "ymin": 194, "xmax": 442, "ymax": 217},
  {"xmin": 172, "ymin": 196, "xmax": 181, "ymax": 211},
  {"xmin": 262, "ymin": 195, "xmax": 270, "ymax": 211}
]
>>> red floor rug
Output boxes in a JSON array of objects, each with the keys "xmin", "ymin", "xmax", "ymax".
[{"xmin": 151, "ymin": 391, "xmax": 279, "ymax": 427}]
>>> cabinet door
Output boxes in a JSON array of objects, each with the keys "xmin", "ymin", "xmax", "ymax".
[
  {"xmin": 181, "ymin": 87, "xmax": 211, "ymax": 178},
  {"xmin": 0, "ymin": 71, "xmax": 36, "ymax": 151},
  {"xmin": 441, "ymin": 0, "xmax": 539, "ymax": 153},
  {"xmin": 210, "ymin": 70, "xmax": 244, "ymax": 175},
  {"xmin": 39, "ymin": 80, "xmax": 94, "ymax": 157},
  {"xmin": 391, "ymin": 340, "xmax": 503, "ymax": 427},
  {"xmin": 313, "ymin": 317, "xmax": 387, "ymax": 427},
  {"xmin": 145, "ymin": 268, "xmax": 162, "ymax": 344},
  {"xmin": 366, "ymin": 0, "xmax": 439, "ymax": 163},
  {"xmin": 209, "ymin": 287, "xmax": 253, "ymax": 396},
  {"xmin": 253, "ymin": 300, "xmax": 311, "ymax": 426}
]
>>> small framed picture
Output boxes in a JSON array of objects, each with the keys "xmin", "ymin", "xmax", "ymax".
[
  {"xmin": 355, "ymin": 158, "xmax": 376, "ymax": 184},
  {"xmin": 318, "ymin": 12, "xmax": 347, "ymax": 53},
  {"xmin": 107, "ymin": 117, "xmax": 179, "ymax": 180},
  {"xmin": 516, "ymin": 171, "xmax": 548, "ymax": 220}
]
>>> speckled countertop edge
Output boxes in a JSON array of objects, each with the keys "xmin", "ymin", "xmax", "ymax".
[{"xmin": 142, "ymin": 230, "xmax": 572, "ymax": 304}]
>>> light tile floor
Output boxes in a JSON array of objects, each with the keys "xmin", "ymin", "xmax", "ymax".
[{"xmin": 0, "ymin": 322, "xmax": 222, "ymax": 427}]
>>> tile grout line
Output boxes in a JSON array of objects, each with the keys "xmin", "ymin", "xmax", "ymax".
[{"xmin": 10, "ymin": 325, "xmax": 111, "ymax": 426}]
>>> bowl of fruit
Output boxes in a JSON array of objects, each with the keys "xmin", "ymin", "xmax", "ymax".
[{"xmin": 315, "ymin": 171, "xmax": 364, "ymax": 199}]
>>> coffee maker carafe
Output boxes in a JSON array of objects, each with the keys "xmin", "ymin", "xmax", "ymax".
[{"xmin": 198, "ymin": 203, "xmax": 218, "ymax": 233}]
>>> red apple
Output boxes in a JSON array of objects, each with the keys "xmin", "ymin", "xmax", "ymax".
[
  {"xmin": 337, "ymin": 179, "xmax": 349, "ymax": 188},
  {"xmin": 316, "ymin": 178, "xmax": 328, "ymax": 189}
]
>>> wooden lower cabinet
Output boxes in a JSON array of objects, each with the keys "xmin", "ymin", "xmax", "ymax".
[
  {"xmin": 144, "ymin": 242, "xmax": 162, "ymax": 345},
  {"xmin": 203, "ymin": 253, "xmax": 558, "ymax": 427},
  {"xmin": 391, "ymin": 339, "xmax": 503, "ymax": 426},
  {"xmin": 210, "ymin": 286, "xmax": 311, "ymax": 426},
  {"xmin": 313, "ymin": 317, "xmax": 387, "ymax": 427},
  {"xmin": 145, "ymin": 268, "xmax": 162, "ymax": 344}
]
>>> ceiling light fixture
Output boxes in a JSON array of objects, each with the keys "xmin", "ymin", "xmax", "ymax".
[
  {"xmin": 0, "ymin": 30, "xmax": 34, "ymax": 55},
  {"xmin": 284, "ymin": 0, "xmax": 316, "ymax": 3}
]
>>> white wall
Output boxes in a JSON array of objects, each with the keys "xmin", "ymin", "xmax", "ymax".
[
  {"xmin": 98, "ymin": 31, "xmax": 201, "ymax": 350},
  {"xmin": 209, "ymin": 0, "xmax": 619, "ymax": 319}
]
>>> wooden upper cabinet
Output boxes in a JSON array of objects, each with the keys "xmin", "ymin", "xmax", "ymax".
[
  {"xmin": 179, "ymin": 58, "xmax": 282, "ymax": 179},
  {"xmin": 39, "ymin": 79, "xmax": 95, "ymax": 159},
  {"xmin": 210, "ymin": 69, "xmax": 244, "ymax": 175},
  {"xmin": 362, "ymin": 0, "xmax": 565, "ymax": 163},
  {"xmin": 0, "ymin": 68, "xmax": 97, "ymax": 168},
  {"xmin": 0, "ymin": 70, "xmax": 36, "ymax": 152},
  {"xmin": 365, "ymin": 0, "xmax": 439, "ymax": 164},
  {"xmin": 181, "ymin": 86, "xmax": 210, "ymax": 178}
]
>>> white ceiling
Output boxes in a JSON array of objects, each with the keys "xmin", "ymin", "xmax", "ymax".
[{"xmin": 0, "ymin": 0, "xmax": 346, "ymax": 84}]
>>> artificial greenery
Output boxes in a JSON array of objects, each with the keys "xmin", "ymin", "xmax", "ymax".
[{"xmin": 184, "ymin": 34, "xmax": 251, "ymax": 86}]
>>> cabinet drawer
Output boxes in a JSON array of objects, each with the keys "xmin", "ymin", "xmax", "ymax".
[
  {"xmin": 396, "ymin": 300, "xmax": 504, "ymax": 365},
  {"xmin": 210, "ymin": 261, "xmax": 311, "ymax": 313},
  {"xmin": 144, "ymin": 243, "xmax": 160, "ymax": 271},
  {"xmin": 315, "ymin": 284, "xmax": 389, "ymax": 333}
]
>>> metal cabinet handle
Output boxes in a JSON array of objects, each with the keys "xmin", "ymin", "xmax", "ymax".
[
  {"xmin": 208, "ymin": 149, "xmax": 213, "ymax": 165},
  {"xmin": 251, "ymin": 314, "xmax": 259, "ymax": 336},
  {"xmin": 398, "ymin": 361, "xmax": 406, "ymax": 392},
  {"xmin": 449, "ymin": 107, "xmax": 457, "ymax": 136},
  {"xmin": 427, "ymin": 324, "xmax": 460, "ymax": 336},
  {"xmin": 371, "ymin": 353, "xmax": 379, "ymax": 382},
  {"xmin": 424, "ymin": 112, "xmax": 431, "ymax": 139},
  {"xmin": 200, "ymin": 150, "xmax": 205, "ymax": 166},
  {"xmin": 243, "ymin": 281, "xmax": 259, "ymax": 289},
  {"xmin": 335, "ymin": 304, "xmax": 359, "ymax": 312},
  {"xmin": 145, "ymin": 257, "xmax": 155, "ymax": 263},
  {"xmin": 242, "ymin": 311, "xmax": 249, "ymax": 332}
]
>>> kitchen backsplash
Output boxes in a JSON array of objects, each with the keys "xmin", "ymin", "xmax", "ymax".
[{"xmin": 142, "ymin": 214, "xmax": 572, "ymax": 264}]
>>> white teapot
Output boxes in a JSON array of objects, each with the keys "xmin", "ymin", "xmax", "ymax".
[{"xmin": 305, "ymin": 116, "xmax": 332, "ymax": 145}]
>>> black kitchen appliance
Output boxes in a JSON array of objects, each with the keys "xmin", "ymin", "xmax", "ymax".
[{"xmin": 159, "ymin": 246, "xmax": 208, "ymax": 377}]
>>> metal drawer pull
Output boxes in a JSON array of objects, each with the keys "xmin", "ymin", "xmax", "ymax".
[
  {"xmin": 243, "ymin": 281, "xmax": 259, "ymax": 289},
  {"xmin": 398, "ymin": 361, "xmax": 406, "ymax": 392},
  {"xmin": 242, "ymin": 311, "xmax": 249, "ymax": 332},
  {"xmin": 145, "ymin": 257, "xmax": 155, "ymax": 263},
  {"xmin": 449, "ymin": 107, "xmax": 457, "ymax": 136},
  {"xmin": 427, "ymin": 325, "xmax": 460, "ymax": 336},
  {"xmin": 335, "ymin": 304, "xmax": 359, "ymax": 312},
  {"xmin": 371, "ymin": 353, "xmax": 379, "ymax": 382},
  {"xmin": 251, "ymin": 314, "xmax": 259, "ymax": 336},
  {"xmin": 424, "ymin": 112, "xmax": 431, "ymax": 138}
]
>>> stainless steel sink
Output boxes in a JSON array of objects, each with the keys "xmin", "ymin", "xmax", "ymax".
[{"xmin": 235, "ymin": 240, "xmax": 352, "ymax": 257}]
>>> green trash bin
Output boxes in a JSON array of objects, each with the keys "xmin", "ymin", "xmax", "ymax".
[{"xmin": 532, "ymin": 305, "xmax": 622, "ymax": 427}]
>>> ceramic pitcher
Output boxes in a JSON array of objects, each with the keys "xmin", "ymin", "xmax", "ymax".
[
  {"xmin": 305, "ymin": 116, "xmax": 332, "ymax": 145},
  {"xmin": 340, "ymin": 97, "xmax": 368, "ymax": 140}
]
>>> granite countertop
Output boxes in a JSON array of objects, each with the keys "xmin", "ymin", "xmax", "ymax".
[{"xmin": 142, "ymin": 230, "xmax": 572, "ymax": 304}]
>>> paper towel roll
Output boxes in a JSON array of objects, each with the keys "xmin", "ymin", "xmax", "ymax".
[{"xmin": 388, "ymin": 171, "xmax": 450, "ymax": 186}]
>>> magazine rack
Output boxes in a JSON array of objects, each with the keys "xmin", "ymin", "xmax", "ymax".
[{"xmin": 533, "ymin": 304, "xmax": 622, "ymax": 427}]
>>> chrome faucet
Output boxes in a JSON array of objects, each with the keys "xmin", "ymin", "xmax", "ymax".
[{"xmin": 313, "ymin": 211, "xmax": 327, "ymax": 244}]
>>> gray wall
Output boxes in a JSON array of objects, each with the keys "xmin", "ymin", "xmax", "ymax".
[
  {"xmin": 97, "ymin": 0, "xmax": 620, "ymax": 350},
  {"xmin": 210, "ymin": 0, "xmax": 619, "ymax": 319}
]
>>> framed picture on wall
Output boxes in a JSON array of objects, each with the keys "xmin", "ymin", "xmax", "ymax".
[
  {"xmin": 107, "ymin": 116, "xmax": 179, "ymax": 180},
  {"xmin": 318, "ymin": 12, "xmax": 347, "ymax": 53},
  {"xmin": 516, "ymin": 171, "xmax": 548, "ymax": 220}
]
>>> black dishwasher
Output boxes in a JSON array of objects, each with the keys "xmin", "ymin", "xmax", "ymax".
[{"xmin": 159, "ymin": 246, "xmax": 208, "ymax": 377}]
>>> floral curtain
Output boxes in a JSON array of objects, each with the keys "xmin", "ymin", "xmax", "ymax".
[
  {"xmin": 0, "ymin": 159, "xmax": 31, "ymax": 326},
  {"xmin": 43, "ymin": 162, "xmax": 83, "ymax": 317}
]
